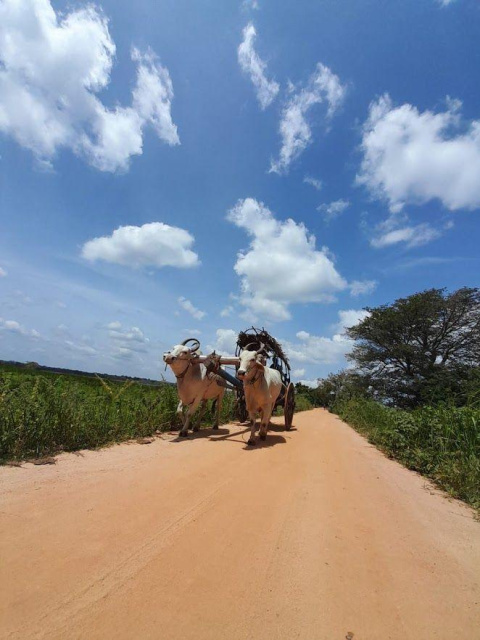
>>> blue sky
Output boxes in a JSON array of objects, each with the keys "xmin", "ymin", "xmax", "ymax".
[{"xmin": 1, "ymin": 0, "xmax": 479, "ymax": 384}]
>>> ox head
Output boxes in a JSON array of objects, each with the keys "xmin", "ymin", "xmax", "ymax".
[
  {"xmin": 163, "ymin": 338, "xmax": 200, "ymax": 365},
  {"xmin": 236, "ymin": 342, "xmax": 267, "ymax": 381}
]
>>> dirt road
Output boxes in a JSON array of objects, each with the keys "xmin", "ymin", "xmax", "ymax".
[{"xmin": 1, "ymin": 409, "xmax": 479, "ymax": 640}]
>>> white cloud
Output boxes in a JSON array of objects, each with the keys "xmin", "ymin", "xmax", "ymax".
[
  {"xmin": 270, "ymin": 63, "xmax": 346, "ymax": 174},
  {"xmin": 178, "ymin": 297, "xmax": 206, "ymax": 320},
  {"xmin": 207, "ymin": 329, "xmax": 238, "ymax": 355},
  {"xmin": 298, "ymin": 378, "xmax": 319, "ymax": 388},
  {"xmin": 0, "ymin": 317, "xmax": 40, "ymax": 338},
  {"xmin": 292, "ymin": 368, "xmax": 305, "ymax": 377},
  {"xmin": 109, "ymin": 326, "xmax": 148, "ymax": 344},
  {"xmin": 349, "ymin": 279, "xmax": 377, "ymax": 297},
  {"xmin": 82, "ymin": 222, "xmax": 199, "ymax": 269},
  {"xmin": 238, "ymin": 23, "xmax": 279, "ymax": 110},
  {"xmin": 0, "ymin": 267, "xmax": 7, "ymax": 277},
  {"xmin": 242, "ymin": 0, "xmax": 260, "ymax": 9},
  {"xmin": 317, "ymin": 199, "xmax": 350, "ymax": 222},
  {"xmin": 227, "ymin": 198, "xmax": 347, "ymax": 322},
  {"xmin": 357, "ymin": 94, "xmax": 480, "ymax": 212},
  {"xmin": 335, "ymin": 309, "xmax": 370, "ymax": 334},
  {"xmin": 106, "ymin": 323, "xmax": 149, "ymax": 358},
  {"xmin": 0, "ymin": 0, "xmax": 179, "ymax": 172},
  {"xmin": 220, "ymin": 306, "xmax": 234, "ymax": 317},
  {"xmin": 303, "ymin": 176, "xmax": 323, "ymax": 191},
  {"xmin": 283, "ymin": 309, "xmax": 369, "ymax": 367},
  {"xmin": 296, "ymin": 331, "xmax": 310, "ymax": 341},
  {"xmin": 371, "ymin": 223, "xmax": 441, "ymax": 249}
]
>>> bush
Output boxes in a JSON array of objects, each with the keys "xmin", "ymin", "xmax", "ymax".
[{"xmin": 333, "ymin": 397, "xmax": 480, "ymax": 510}]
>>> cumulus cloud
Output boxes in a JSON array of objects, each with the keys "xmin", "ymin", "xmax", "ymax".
[
  {"xmin": 336, "ymin": 309, "xmax": 370, "ymax": 334},
  {"xmin": 82, "ymin": 222, "xmax": 199, "ymax": 269},
  {"xmin": 0, "ymin": 0, "xmax": 179, "ymax": 171},
  {"xmin": 238, "ymin": 23, "xmax": 279, "ymax": 110},
  {"xmin": 303, "ymin": 176, "xmax": 323, "ymax": 191},
  {"xmin": 0, "ymin": 317, "xmax": 40, "ymax": 338},
  {"xmin": 357, "ymin": 94, "xmax": 480, "ymax": 212},
  {"xmin": 317, "ymin": 199, "xmax": 350, "ymax": 222},
  {"xmin": 207, "ymin": 329, "xmax": 238, "ymax": 355},
  {"xmin": 292, "ymin": 368, "xmax": 305, "ymax": 378},
  {"xmin": 0, "ymin": 267, "xmax": 7, "ymax": 277},
  {"xmin": 349, "ymin": 279, "xmax": 377, "ymax": 297},
  {"xmin": 270, "ymin": 63, "xmax": 346, "ymax": 174},
  {"xmin": 178, "ymin": 297, "xmax": 206, "ymax": 320},
  {"xmin": 284, "ymin": 309, "xmax": 369, "ymax": 366},
  {"xmin": 227, "ymin": 198, "xmax": 347, "ymax": 322}
]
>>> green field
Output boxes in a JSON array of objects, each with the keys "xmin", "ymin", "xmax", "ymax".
[
  {"xmin": 0, "ymin": 364, "xmax": 312, "ymax": 462},
  {"xmin": 333, "ymin": 397, "xmax": 480, "ymax": 510}
]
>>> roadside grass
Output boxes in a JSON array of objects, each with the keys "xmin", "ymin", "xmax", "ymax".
[
  {"xmin": 0, "ymin": 366, "xmax": 312, "ymax": 463},
  {"xmin": 333, "ymin": 397, "xmax": 480, "ymax": 510}
]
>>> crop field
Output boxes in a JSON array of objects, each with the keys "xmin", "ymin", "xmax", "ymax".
[{"xmin": 0, "ymin": 364, "xmax": 313, "ymax": 463}]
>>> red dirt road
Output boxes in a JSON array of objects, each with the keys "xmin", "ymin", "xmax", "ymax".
[{"xmin": 1, "ymin": 409, "xmax": 479, "ymax": 639}]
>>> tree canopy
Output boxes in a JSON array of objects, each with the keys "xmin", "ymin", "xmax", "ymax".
[{"xmin": 346, "ymin": 288, "xmax": 480, "ymax": 407}]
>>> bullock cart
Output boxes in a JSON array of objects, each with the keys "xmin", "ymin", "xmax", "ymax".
[{"xmin": 201, "ymin": 327, "xmax": 295, "ymax": 430}]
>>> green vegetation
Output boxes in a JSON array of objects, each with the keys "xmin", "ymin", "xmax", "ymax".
[
  {"xmin": 0, "ymin": 366, "xmax": 233, "ymax": 462},
  {"xmin": 333, "ymin": 397, "xmax": 480, "ymax": 510},
  {"xmin": 0, "ymin": 364, "xmax": 313, "ymax": 463},
  {"xmin": 313, "ymin": 287, "xmax": 480, "ymax": 510}
]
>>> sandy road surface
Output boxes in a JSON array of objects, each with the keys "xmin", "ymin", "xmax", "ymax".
[{"xmin": 1, "ymin": 409, "xmax": 479, "ymax": 640}]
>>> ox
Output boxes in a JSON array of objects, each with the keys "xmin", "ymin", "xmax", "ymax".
[
  {"xmin": 236, "ymin": 343, "xmax": 283, "ymax": 446},
  {"xmin": 163, "ymin": 338, "xmax": 225, "ymax": 437}
]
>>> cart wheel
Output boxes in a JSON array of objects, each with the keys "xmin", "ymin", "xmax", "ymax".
[
  {"xmin": 284, "ymin": 383, "xmax": 295, "ymax": 430},
  {"xmin": 236, "ymin": 392, "xmax": 249, "ymax": 423}
]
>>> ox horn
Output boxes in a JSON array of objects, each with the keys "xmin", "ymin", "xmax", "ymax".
[
  {"xmin": 243, "ymin": 342, "xmax": 259, "ymax": 352},
  {"xmin": 181, "ymin": 338, "xmax": 200, "ymax": 352}
]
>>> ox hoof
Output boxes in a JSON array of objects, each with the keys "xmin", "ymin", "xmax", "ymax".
[
  {"xmin": 192, "ymin": 426, "xmax": 199, "ymax": 432},
  {"xmin": 179, "ymin": 431, "xmax": 189, "ymax": 438},
  {"xmin": 247, "ymin": 439, "xmax": 256, "ymax": 446},
  {"xmin": 259, "ymin": 433, "xmax": 266, "ymax": 441}
]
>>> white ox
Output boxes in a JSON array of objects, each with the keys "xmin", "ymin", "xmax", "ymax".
[
  {"xmin": 163, "ymin": 338, "xmax": 225, "ymax": 437},
  {"xmin": 236, "ymin": 343, "xmax": 283, "ymax": 446}
]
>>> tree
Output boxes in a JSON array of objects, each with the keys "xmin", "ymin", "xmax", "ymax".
[{"xmin": 346, "ymin": 288, "xmax": 480, "ymax": 408}]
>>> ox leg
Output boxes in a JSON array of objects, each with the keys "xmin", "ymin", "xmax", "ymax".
[
  {"xmin": 180, "ymin": 397, "xmax": 203, "ymax": 437},
  {"xmin": 176, "ymin": 401, "xmax": 185, "ymax": 427},
  {"xmin": 192, "ymin": 400, "xmax": 207, "ymax": 432},
  {"xmin": 259, "ymin": 405, "xmax": 272, "ymax": 441},
  {"xmin": 247, "ymin": 412, "xmax": 257, "ymax": 446},
  {"xmin": 212, "ymin": 390, "xmax": 224, "ymax": 429}
]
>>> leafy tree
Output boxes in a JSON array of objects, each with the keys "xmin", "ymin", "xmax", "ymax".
[
  {"xmin": 346, "ymin": 288, "xmax": 480, "ymax": 408},
  {"xmin": 315, "ymin": 370, "xmax": 371, "ymax": 408}
]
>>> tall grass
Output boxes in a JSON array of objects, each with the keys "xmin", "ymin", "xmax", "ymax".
[
  {"xmin": 333, "ymin": 397, "xmax": 480, "ymax": 510},
  {"xmin": 0, "ymin": 369, "xmax": 184, "ymax": 461},
  {"xmin": 0, "ymin": 366, "xmax": 312, "ymax": 462}
]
